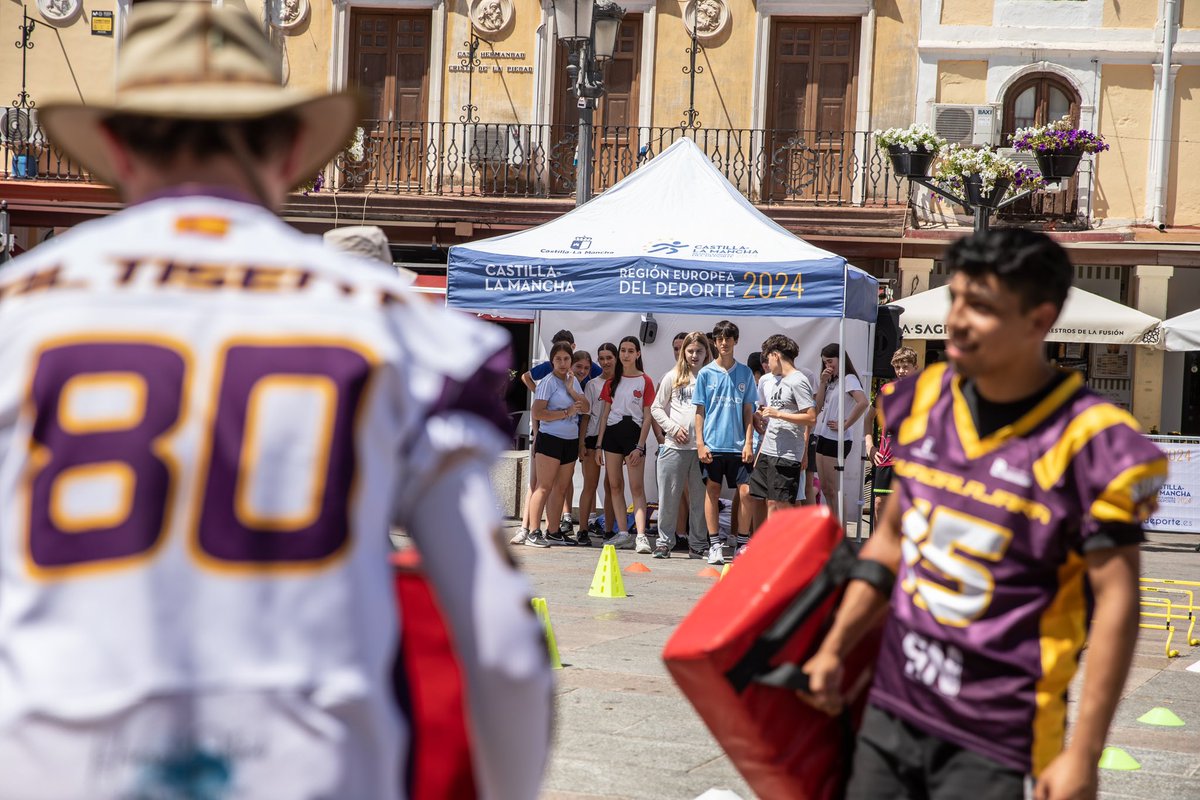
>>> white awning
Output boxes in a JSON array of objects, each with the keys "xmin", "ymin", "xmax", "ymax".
[
  {"xmin": 1160, "ymin": 308, "xmax": 1200, "ymax": 351},
  {"xmin": 893, "ymin": 285, "xmax": 1162, "ymax": 344}
]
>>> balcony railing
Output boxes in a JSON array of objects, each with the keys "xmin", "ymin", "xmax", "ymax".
[
  {"xmin": 0, "ymin": 116, "xmax": 1088, "ymax": 223},
  {"xmin": 329, "ymin": 121, "xmax": 911, "ymax": 206}
]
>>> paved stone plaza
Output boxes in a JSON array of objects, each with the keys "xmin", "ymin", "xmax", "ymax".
[{"xmin": 500, "ymin": 523, "xmax": 1200, "ymax": 800}]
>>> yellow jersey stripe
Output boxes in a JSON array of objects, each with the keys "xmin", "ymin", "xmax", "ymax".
[
  {"xmin": 1031, "ymin": 552, "xmax": 1088, "ymax": 776},
  {"xmin": 1031, "ymin": 403, "xmax": 1142, "ymax": 491},
  {"xmin": 952, "ymin": 370, "xmax": 1084, "ymax": 461},
  {"xmin": 898, "ymin": 363, "xmax": 948, "ymax": 446},
  {"xmin": 1089, "ymin": 460, "xmax": 1170, "ymax": 523}
]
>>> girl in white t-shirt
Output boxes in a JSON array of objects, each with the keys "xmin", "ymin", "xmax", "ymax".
[
  {"xmin": 594, "ymin": 336, "xmax": 655, "ymax": 553},
  {"xmin": 577, "ymin": 343, "xmax": 619, "ymax": 547},
  {"xmin": 813, "ymin": 342, "xmax": 869, "ymax": 518}
]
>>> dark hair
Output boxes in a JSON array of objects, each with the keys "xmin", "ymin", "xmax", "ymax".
[
  {"xmin": 572, "ymin": 350, "xmax": 592, "ymax": 365},
  {"xmin": 712, "ymin": 320, "xmax": 739, "ymax": 342},
  {"xmin": 103, "ymin": 113, "xmax": 302, "ymax": 167},
  {"xmin": 762, "ymin": 334, "xmax": 799, "ymax": 363},
  {"xmin": 747, "ymin": 352, "xmax": 764, "ymax": 376},
  {"xmin": 596, "ymin": 342, "xmax": 618, "ymax": 367},
  {"xmin": 820, "ymin": 342, "xmax": 860, "ymax": 382},
  {"xmin": 549, "ymin": 341, "xmax": 574, "ymax": 364},
  {"xmin": 673, "ymin": 331, "xmax": 688, "ymax": 343},
  {"xmin": 610, "ymin": 336, "xmax": 644, "ymax": 394},
  {"xmin": 551, "ymin": 329, "xmax": 576, "ymax": 346},
  {"xmin": 944, "ymin": 229, "xmax": 1072, "ymax": 312}
]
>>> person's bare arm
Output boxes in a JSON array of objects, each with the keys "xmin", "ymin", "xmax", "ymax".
[
  {"xmin": 521, "ymin": 370, "xmax": 536, "ymax": 393},
  {"xmin": 801, "ymin": 495, "xmax": 901, "ymax": 713},
  {"xmin": 741, "ymin": 402, "xmax": 755, "ymax": 463},
  {"xmin": 762, "ymin": 406, "xmax": 816, "ymax": 428},
  {"xmin": 1035, "ymin": 545, "xmax": 1140, "ymax": 800},
  {"xmin": 695, "ymin": 405, "xmax": 711, "ymax": 462}
]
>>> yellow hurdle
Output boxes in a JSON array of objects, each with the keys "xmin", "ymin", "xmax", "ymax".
[
  {"xmin": 1139, "ymin": 596, "xmax": 1180, "ymax": 657},
  {"xmin": 1140, "ymin": 587, "xmax": 1200, "ymax": 646}
]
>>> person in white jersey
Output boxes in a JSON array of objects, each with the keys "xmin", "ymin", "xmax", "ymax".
[
  {"xmin": 813, "ymin": 342, "xmax": 870, "ymax": 517},
  {"xmin": 10, "ymin": 4, "xmax": 552, "ymax": 799},
  {"xmin": 650, "ymin": 331, "xmax": 712, "ymax": 559}
]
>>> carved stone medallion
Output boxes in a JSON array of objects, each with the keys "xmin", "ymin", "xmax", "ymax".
[
  {"xmin": 270, "ymin": 0, "xmax": 310, "ymax": 31},
  {"xmin": 37, "ymin": 0, "xmax": 81, "ymax": 24},
  {"xmin": 684, "ymin": 0, "xmax": 729, "ymax": 41},
  {"xmin": 470, "ymin": 0, "xmax": 514, "ymax": 37}
]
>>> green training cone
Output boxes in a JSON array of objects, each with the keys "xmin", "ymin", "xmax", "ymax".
[
  {"xmin": 1098, "ymin": 747, "xmax": 1141, "ymax": 771},
  {"xmin": 1138, "ymin": 707, "xmax": 1186, "ymax": 727},
  {"xmin": 531, "ymin": 598, "xmax": 562, "ymax": 670},
  {"xmin": 588, "ymin": 544, "xmax": 627, "ymax": 598}
]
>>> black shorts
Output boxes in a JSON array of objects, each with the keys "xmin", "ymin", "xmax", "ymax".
[
  {"xmin": 534, "ymin": 431, "xmax": 577, "ymax": 465},
  {"xmin": 815, "ymin": 435, "xmax": 854, "ymax": 459},
  {"xmin": 584, "ymin": 434, "xmax": 598, "ymax": 451},
  {"xmin": 703, "ymin": 453, "xmax": 750, "ymax": 488},
  {"xmin": 872, "ymin": 464, "xmax": 894, "ymax": 495},
  {"xmin": 805, "ymin": 434, "xmax": 819, "ymax": 472},
  {"xmin": 847, "ymin": 705, "xmax": 1029, "ymax": 800},
  {"xmin": 748, "ymin": 455, "xmax": 802, "ymax": 502},
  {"xmin": 602, "ymin": 416, "xmax": 641, "ymax": 456}
]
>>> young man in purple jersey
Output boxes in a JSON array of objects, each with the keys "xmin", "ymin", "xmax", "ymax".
[{"xmin": 803, "ymin": 230, "xmax": 1167, "ymax": 800}]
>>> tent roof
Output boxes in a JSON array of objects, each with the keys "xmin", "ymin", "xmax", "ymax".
[
  {"xmin": 893, "ymin": 284, "xmax": 1161, "ymax": 344},
  {"xmin": 1161, "ymin": 308, "xmax": 1200, "ymax": 351},
  {"xmin": 447, "ymin": 138, "xmax": 877, "ymax": 321}
]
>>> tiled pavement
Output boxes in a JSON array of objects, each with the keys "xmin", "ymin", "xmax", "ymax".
[{"xmin": 499, "ymin": 523, "xmax": 1200, "ymax": 800}]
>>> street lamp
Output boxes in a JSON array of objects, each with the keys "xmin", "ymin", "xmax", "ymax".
[{"xmin": 552, "ymin": 0, "xmax": 625, "ymax": 206}]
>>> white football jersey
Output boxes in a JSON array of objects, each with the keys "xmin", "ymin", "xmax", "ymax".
[{"xmin": 0, "ymin": 196, "xmax": 539, "ymax": 799}]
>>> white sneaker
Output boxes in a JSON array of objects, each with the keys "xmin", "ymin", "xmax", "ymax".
[
  {"xmin": 635, "ymin": 533, "xmax": 652, "ymax": 554},
  {"xmin": 609, "ymin": 532, "xmax": 635, "ymax": 550},
  {"xmin": 509, "ymin": 527, "xmax": 528, "ymax": 545},
  {"xmin": 707, "ymin": 543, "xmax": 725, "ymax": 565}
]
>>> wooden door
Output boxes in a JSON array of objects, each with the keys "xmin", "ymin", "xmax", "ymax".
[
  {"xmin": 550, "ymin": 15, "xmax": 642, "ymax": 196},
  {"xmin": 595, "ymin": 15, "xmax": 641, "ymax": 191},
  {"xmin": 349, "ymin": 10, "xmax": 431, "ymax": 188},
  {"xmin": 765, "ymin": 20, "xmax": 858, "ymax": 202}
]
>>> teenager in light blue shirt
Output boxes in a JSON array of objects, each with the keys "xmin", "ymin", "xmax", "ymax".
[{"xmin": 693, "ymin": 320, "xmax": 757, "ymax": 566}]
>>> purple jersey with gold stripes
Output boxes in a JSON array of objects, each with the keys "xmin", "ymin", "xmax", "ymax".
[{"xmin": 872, "ymin": 363, "xmax": 1167, "ymax": 775}]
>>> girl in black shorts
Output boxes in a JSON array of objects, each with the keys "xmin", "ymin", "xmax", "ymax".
[
  {"xmin": 594, "ymin": 336, "xmax": 655, "ymax": 552},
  {"xmin": 578, "ymin": 343, "xmax": 619, "ymax": 546},
  {"xmin": 525, "ymin": 342, "xmax": 589, "ymax": 548}
]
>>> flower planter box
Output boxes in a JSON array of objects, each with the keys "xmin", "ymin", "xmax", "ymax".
[
  {"xmin": 964, "ymin": 175, "xmax": 1011, "ymax": 208},
  {"xmin": 1034, "ymin": 150, "xmax": 1083, "ymax": 181},
  {"xmin": 886, "ymin": 145, "xmax": 936, "ymax": 178}
]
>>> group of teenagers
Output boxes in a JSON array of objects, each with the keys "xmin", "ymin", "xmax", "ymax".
[{"xmin": 509, "ymin": 320, "xmax": 922, "ymax": 564}]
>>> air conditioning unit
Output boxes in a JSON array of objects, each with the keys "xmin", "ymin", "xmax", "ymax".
[
  {"xmin": 467, "ymin": 124, "xmax": 529, "ymax": 167},
  {"xmin": 931, "ymin": 104, "xmax": 998, "ymax": 147},
  {"xmin": 998, "ymin": 147, "xmax": 1063, "ymax": 193},
  {"xmin": 1, "ymin": 107, "xmax": 39, "ymax": 145}
]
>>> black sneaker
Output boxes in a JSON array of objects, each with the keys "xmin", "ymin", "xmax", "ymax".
[
  {"xmin": 559, "ymin": 516, "xmax": 574, "ymax": 536},
  {"xmin": 524, "ymin": 529, "xmax": 551, "ymax": 548},
  {"xmin": 688, "ymin": 548, "xmax": 707, "ymax": 559},
  {"xmin": 652, "ymin": 545, "xmax": 670, "ymax": 559},
  {"xmin": 576, "ymin": 529, "xmax": 592, "ymax": 547},
  {"xmin": 546, "ymin": 530, "xmax": 576, "ymax": 546}
]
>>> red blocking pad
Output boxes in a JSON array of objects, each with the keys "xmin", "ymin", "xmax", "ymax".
[
  {"xmin": 662, "ymin": 507, "xmax": 881, "ymax": 800},
  {"xmin": 391, "ymin": 550, "xmax": 478, "ymax": 800}
]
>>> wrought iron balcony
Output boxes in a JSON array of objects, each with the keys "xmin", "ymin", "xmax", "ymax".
[{"xmin": 329, "ymin": 121, "xmax": 912, "ymax": 206}]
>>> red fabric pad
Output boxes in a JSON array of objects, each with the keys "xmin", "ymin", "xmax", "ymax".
[
  {"xmin": 391, "ymin": 549, "xmax": 478, "ymax": 800},
  {"xmin": 662, "ymin": 507, "xmax": 881, "ymax": 800}
]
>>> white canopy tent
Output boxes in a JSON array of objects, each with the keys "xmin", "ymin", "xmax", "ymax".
[
  {"xmin": 1160, "ymin": 308, "xmax": 1200, "ymax": 351},
  {"xmin": 448, "ymin": 137, "xmax": 879, "ymax": 524},
  {"xmin": 893, "ymin": 284, "xmax": 1162, "ymax": 344}
]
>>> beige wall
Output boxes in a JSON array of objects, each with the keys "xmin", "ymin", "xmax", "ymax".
[
  {"xmin": 649, "ymin": 0, "xmax": 757, "ymax": 130},
  {"xmin": 940, "ymin": 0, "xmax": 992, "ymax": 26},
  {"xmin": 870, "ymin": 0, "xmax": 920, "ymax": 130},
  {"xmin": 0, "ymin": 2, "xmax": 117, "ymax": 108},
  {"xmin": 442, "ymin": 0, "xmax": 540, "ymax": 124},
  {"xmin": 1103, "ymin": 0, "xmax": 1158, "ymax": 28},
  {"xmin": 936, "ymin": 60, "xmax": 988, "ymax": 104},
  {"xmin": 1166, "ymin": 66, "xmax": 1200, "ymax": 226},
  {"xmin": 1094, "ymin": 65, "xmax": 1153, "ymax": 222}
]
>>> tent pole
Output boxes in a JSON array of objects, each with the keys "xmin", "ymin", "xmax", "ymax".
[
  {"xmin": 837, "ymin": 262, "xmax": 848, "ymax": 535},
  {"xmin": 862, "ymin": 320, "xmax": 876, "ymax": 543}
]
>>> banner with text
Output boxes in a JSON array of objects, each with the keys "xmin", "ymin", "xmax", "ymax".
[
  {"xmin": 1146, "ymin": 437, "xmax": 1200, "ymax": 534},
  {"xmin": 447, "ymin": 253, "xmax": 879, "ymax": 321}
]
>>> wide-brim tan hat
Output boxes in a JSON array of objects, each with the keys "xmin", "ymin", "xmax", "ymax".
[{"xmin": 39, "ymin": 1, "xmax": 361, "ymax": 188}]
